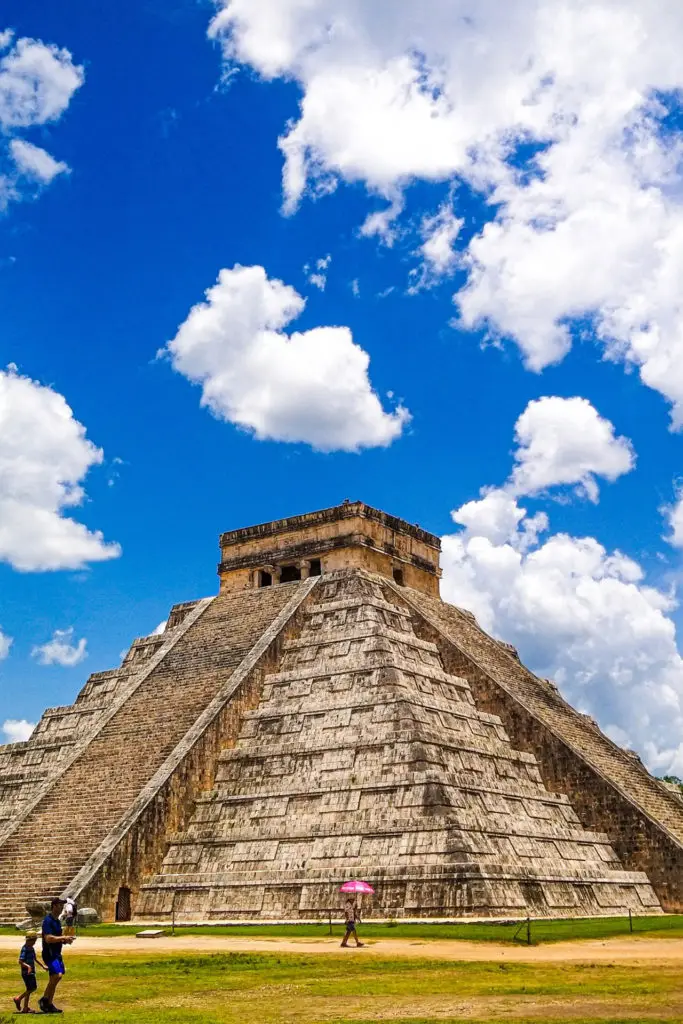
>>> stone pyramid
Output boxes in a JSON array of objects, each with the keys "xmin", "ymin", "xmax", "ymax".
[
  {"xmin": 0, "ymin": 502, "xmax": 682, "ymax": 923},
  {"xmin": 138, "ymin": 571, "xmax": 658, "ymax": 920}
]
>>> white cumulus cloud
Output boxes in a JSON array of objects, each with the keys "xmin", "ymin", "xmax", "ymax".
[
  {"xmin": 1, "ymin": 719, "xmax": 35, "ymax": 744},
  {"xmin": 0, "ymin": 366, "xmax": 121, "ymax": 571},
  {"xmin": 0, "ymin": 30, "xmax": 82, "ymax": 209},
  {"xmin": 510, "ymin": 396, "xmax": 635, "ymax": 502},
  {"xmin": 441, "ymin": 398, "xmax": 683, "ymax": 775},
  {"xmin": 10, "ymin": 139, "xmax": 69, "ymax": 183},
  {"xmin": 453, "ymin": 488, "xmax": 526, "ymax": 547},
  {"xmin": 32, "ymin": 627, "xmax": 87, "ymax": 667},
  {"xmin": 442, "ymin": 505, "xmax": 683, "ymax": 776},
  {"xmin": 164, "ymin": 264, "xmax": 409, "ymax": 451},
  {"xmin": 210, "ymin": 0, "xmax": 683, "ymax": 425},
  {"xmin": 0, "ymin": 32, "xmax": 83, "ymax": 128},
  {"xmin": 458, "ymin": 394, "xmax": 635, "ymax": 511}
]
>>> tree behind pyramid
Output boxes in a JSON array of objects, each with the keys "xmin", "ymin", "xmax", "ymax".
[{"xmin": 0, "ymin": 502, "xmax": 681, "ymax": 923}]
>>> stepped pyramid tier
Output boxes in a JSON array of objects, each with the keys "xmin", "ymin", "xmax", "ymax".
[
  {"xmin": 137, "ymin": 573, "xmax": 657, "ymax": 920},
  {"xmin": 0, "ymin": 501, "xmax": 682, "ymax": 923}
]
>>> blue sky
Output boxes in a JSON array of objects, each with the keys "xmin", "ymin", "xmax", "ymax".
[{"xmin": 2, "ymin": 0, "xmax": 683, "ymax": 772}]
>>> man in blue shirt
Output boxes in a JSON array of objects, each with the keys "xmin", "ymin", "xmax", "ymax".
[{"xmin": 40, "ymin": 898, "xmax": 74, "ymax": 1014}]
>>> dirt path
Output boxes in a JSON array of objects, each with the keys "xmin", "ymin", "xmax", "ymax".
[{"xmin": 2, "ymin": 932, "xmax": 683, "ymax": 962}]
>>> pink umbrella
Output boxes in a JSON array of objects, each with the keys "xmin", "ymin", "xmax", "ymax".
[{"xmin": 339, "ymin": 880, "xmax": 375, "ymax": 894}]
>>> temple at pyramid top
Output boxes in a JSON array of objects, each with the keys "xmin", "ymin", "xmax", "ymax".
[{"xmin": 218, "ymin": 500, "xmax": 442, "ymax": 595}]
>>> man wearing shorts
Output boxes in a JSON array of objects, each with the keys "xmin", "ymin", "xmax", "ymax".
[{"xmin": 40, "ymin": 898, "xmax": 74, "ymax": 1014}]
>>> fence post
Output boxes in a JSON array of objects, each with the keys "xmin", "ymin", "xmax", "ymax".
[
  {"xmin": 171, "ymin": 891, "xmax": 177, "ymax": 936},
  {"xmin": 328, "ymin": 910, "xmax": 332, "ymax": 936},
  {"xmin": 526, "ymin": 917, "xmax": 531, "ymax": 945},
  {"xmin": 629, "ymin": 909, "xmax": 633, "ymax": 934}
]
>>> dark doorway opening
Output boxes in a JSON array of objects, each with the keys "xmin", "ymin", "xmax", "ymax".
[
  {"xmin": 309, "ymin": 559, "xmax": 322, "ymax": 577},
  {"xmin": 393, "ymin": 567, "xmax": 405, "ymax": 586},
  {"xmin": 258, "ymin": 570, "xmax": 273, "ymax": 587},
  {"xmin": 115, "ymin": 886, "xmax": 132, "ymax": 922},
  {"xmin": 280, "ymin": 565, "xmax": 302, "ymax": 583}
]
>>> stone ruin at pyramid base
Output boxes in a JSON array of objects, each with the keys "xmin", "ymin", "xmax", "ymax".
[{"xmin": 1, "ymin": 501, "xmax": 682, "ymax": 924}]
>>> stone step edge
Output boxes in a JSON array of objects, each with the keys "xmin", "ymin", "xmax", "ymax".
[
  {"xmin": 139, "ymin": 866, "xmax": 654, "ymax": 889},
  {"xmin": 203, "ymin": 786, "xmax": 566, "ymax": 815},
  {"xmin": 170, "ymin": 822, "xmax": 614, "ymax": 848},
  {"xmin": 199, "ymin": 774, "xmax": 571, "ymax": 809},
  {"xmin": 0, "ymin": 766, "xmax": 72, "ymax": 787},
  {"xmin": 171, "ymin": 805, "xmax": 609, "ymax": 836},
  {"xmin": 62, "ymin": 576, "xmax": 321, "ymax": 904},
  {"xmin": 174, "ymin": 807, "xmax": 608, "ymax": 840},
  {"xmin": 147, "ymin": 871, "xmax": 651, "ymax": 891},
  {"xmin": 216, "ymin": 732, "xmax": 519, "ymax": 764},
  {"xmin": 284, "ymin": 625, "xmax": 439, "ymax": 654},
  {"xmin": 244, "ymin": 692, "xmax": 492, "ymax": 724},
  {"xmin": 306, "ymin": 597, "xmax": 412, "ymax": 616},
  {"xmin": 264, "ymin": 659, "xmax": 470, "ymax": 690},
  {"xmin": 220, "ymin": 733, "xmax": 539, "ymax": 770}
]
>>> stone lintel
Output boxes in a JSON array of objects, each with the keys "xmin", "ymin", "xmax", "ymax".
[{"xmin": 217, "ymin": 501, "xmax": 441, "ymax": 595}]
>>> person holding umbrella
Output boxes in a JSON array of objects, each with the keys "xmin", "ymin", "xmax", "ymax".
[
  {"xmin": 339, "ymin": 880, "xmax": 373, "ymax": 948},
  {"xmin": 341, "ymin": 899, "xmax": 363, "ymax": 947}
]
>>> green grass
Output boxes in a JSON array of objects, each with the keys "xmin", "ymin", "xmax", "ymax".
[
  {"xmin": 3, "ymin": 913, "xmax": 681, "ymax": 945},
  {"xmin": 0, "ymin": 948, "xmax": 681, "ymax": 1022}
]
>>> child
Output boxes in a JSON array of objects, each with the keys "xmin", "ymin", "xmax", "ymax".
[{"xmin": 14, "ymin": 931, "xmax": 42, "ymax": 1014}]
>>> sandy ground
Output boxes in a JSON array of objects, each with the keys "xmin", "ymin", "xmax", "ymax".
[{"xmin": 2, "ymin": 932, "xmax": 683, "ymax": 963}]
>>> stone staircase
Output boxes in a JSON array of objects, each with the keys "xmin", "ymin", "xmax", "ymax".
[
  {"xmin": 0, "ymin": 603, "xmax": 215, "ymax": 835},
  {"xmin": 0, "ymin": 670, "xmax": 137, "ymax": 830},
  {"xmin": 0, "ymin": 584, "xmax": 302, "ymax": 923}
]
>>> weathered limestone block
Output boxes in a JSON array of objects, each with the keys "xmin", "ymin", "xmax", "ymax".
[{"xmin": 77, "ymin": 908, "xmax": 100, "ymax": 925}]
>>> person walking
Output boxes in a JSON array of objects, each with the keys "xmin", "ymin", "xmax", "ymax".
[
  {"xmin": 340, "ymin": 899, "xmax": 364, "ymax": 948},
  {"xmin": 40, "ymin": 898, "xmax": 74, "ymax": 1014},
  {"xmin": 62, "ymin": 899, "xmax": 77, "ymax": 938},
  {"xmin": 13, "ymin": 930, "xmax": 42, "ymax": 1014}
]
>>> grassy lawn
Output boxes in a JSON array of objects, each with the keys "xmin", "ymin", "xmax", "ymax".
[
  {"xmin": 2, "ymin": 914, "xmax": 682, "ymax": 945},
  {"xmin": 1, "ymin": 948, "xmax": 682, "ymax": 1023}
]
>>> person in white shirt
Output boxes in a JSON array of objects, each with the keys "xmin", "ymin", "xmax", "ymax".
[{"xmin": 62, "ymin": 899, "xmax": 77, "ymax": 937}]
